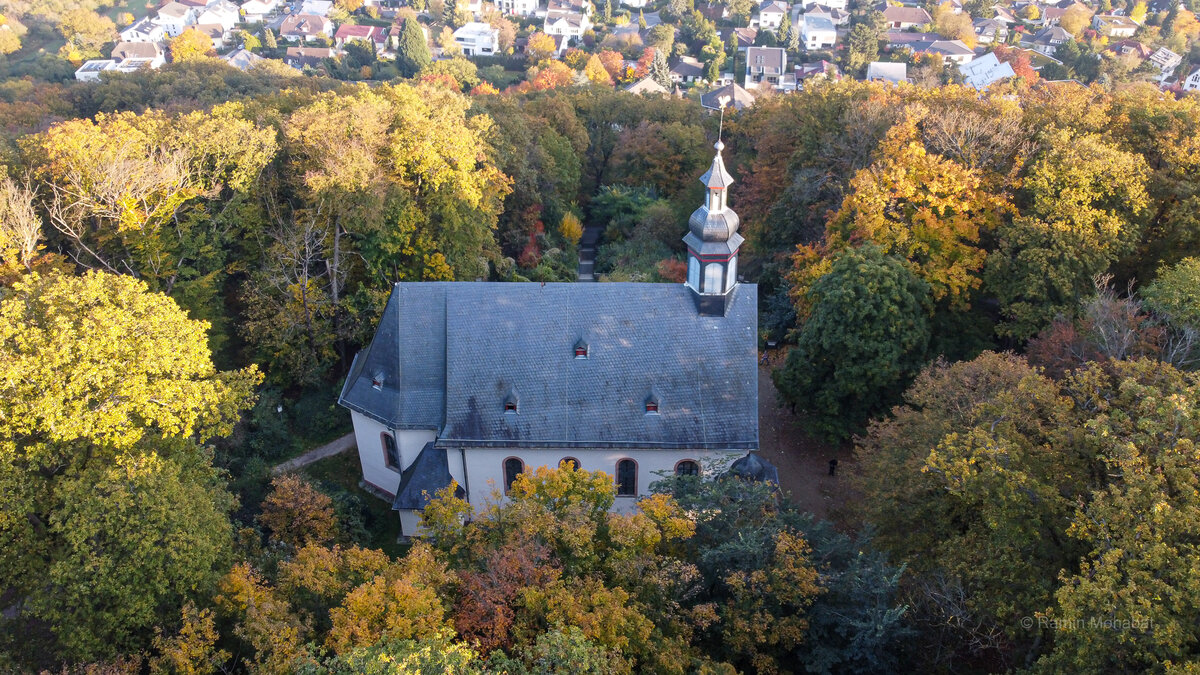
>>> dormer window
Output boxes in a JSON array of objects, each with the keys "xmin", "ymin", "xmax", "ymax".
[
  {"xmin": 371, "ymin": 372, "xmax": 385, "ymax": 390},
  {"xmin": 574, "ymin": 339, "xmax": 589, "ymax": 359},
  {"xmin": 504, "ymin": 386, "xmax": 519, "ymax": 414},
  {"xmin": 645, "ymin": 389, "xmax": 661, "ymax": 415}
]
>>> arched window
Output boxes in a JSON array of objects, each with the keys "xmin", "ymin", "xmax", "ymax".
[
  {"xmin": 703, "ymin": 262, "xmax": 723, "ymax": 293},
  {"xmin": 687, "ymin": 257, "xmax": 700, "ymax": 289},
  {"xmin": 616, "ymin": 459, "xmax": 637, "ymax": 496},
  {"xmin": 675, "ymin": 460, "xmax": 700, "ymax": 476},
  {"xmin": 726, "ymin": 256, "xmax": 738, "ymax": 291},
  {"xmin": 381, "ymin": 433, "xmax": 399, "ymax": 471},
  {"xmin": 503, "ymin": 457, "xmax": 525, "ymax": 493},
  {"xmin": 559, "ymin": 457, "xmax": 580, "ymax": 470}
]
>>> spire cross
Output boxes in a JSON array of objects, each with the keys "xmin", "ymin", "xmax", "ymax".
[{"xmin": 716, "ymin": 95, "xmax": 731, "ymax": 149}]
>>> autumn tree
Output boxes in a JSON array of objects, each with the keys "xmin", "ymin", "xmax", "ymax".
[
  {"xmin": 56, "ymin": 9, "xmax": 116, "ymax": 61},
  {"xmin": 259, "ymin": 474, "xmax": 340, "ymax": 549},
  {"xmin": 0, "ymin": 14, "xmax": 27, "ymax": 54},
  {"xmin": 985, "ymin": 129, "xmax": 1149, "ymax": 338},
  {"xmin": 526, "ymin": 31, "xmax": 557, "ymax": 63},
  {"xmin": 171, "ymin": 27, "xmax": 215, "ymax": 62},
  {"xmin": 0, "ymin": 271, "xmax": 257, "ymax": 660}
]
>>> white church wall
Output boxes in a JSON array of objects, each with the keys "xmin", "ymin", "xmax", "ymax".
[
  {"xmin": 459, "ymin": 447, "xmax": 742, "ymax": 513},
  {"xmin": 350, "ymin": 411, "xmax": 435, "ymax": 496}
]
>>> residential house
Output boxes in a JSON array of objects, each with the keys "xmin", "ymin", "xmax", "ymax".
[
  {"xmin": 744, "ymin": 45, "xmax": 786, "ymax": 90},
  {"xmin": 721, "ymin": 26, "xmax": 757, "ymax": 49},
  {"xmin": 621, "ymin": 0, "xmax": 650, "ymax": 8},
  {"xmin": 239, "ymin": 0, "xmax": 280, "ymax": 23},
  {"xmin": 222, "ymin": 46, "xmax": 265, "ymax": 69},
  {"xmin": 866, "ymin": 60, "xmax": 907, "ymax": 83},
  {"xmin": 280, "ymin": 14, "xmax": 333, "ymax": 42},
  {"xmin": 74, "ymin": 57, "xmax": 159, "ymax": 81},
  {"xmin": 886, "ymin": 30, "xmax": 941, "ymax": 47},
  {"xmin": 154, "ymin": 2, "xmax": 198, "ymax": 37},
  {"xmin": 795, "ymin": 59, "xmax": 839, "ymax": 86},
  {"xmin": 495, "ymin": 0, "xmax": 539, "ymax": 16},
  {"xmin": 1108, "ymin": 38, "xmax": 1152, "ymax": 59},
  {"xmin": 1147, "ymin": 46, "xmax": 1182, "ymax": 74},
  {"xmin": 801, "ymin": 4, "xmax": 849, "ymax": 27},
  {"xmin": 543, "ymin": 10, "xmax": 591, "ymax": 42},
  {"xmin": 194, "ymin": 23, "xmax": 227, "ymax": 48},
  {"xmin": 700, "ymin": 82, "xmax": 756, "ymax": 110},
  {"xmin": 907, "ymin": 38, "xmax": 975, "ymax": 64},
  {"xmin": 1184, "ymin": 66, "xmax": 1200, "ymax": 91},
  {"xmin": 300, "ymin": 0, "xmax": 334, "ymax": 15},
  {"xmin": 992, "ymin": 5, "xmax": 1019, "ymax": 23},
  {"xmin": 452, "ymin": 22, "xmax": 499, "ymax": 56},
  {"xmin": 284, "ymin": 45, "xmax": 334, "ymax": 68},
  {"xmin": 1092, "ymin": 14, "xmax": 1138, "ymax": 37},
  {"xmin": 177, "ymin": 0, "xmax": 217, "ymax": 8},
  {"xmin": 119, "ymin": 16, "xmax": 166, "ymax": 42},
  {"xmin": 196, "ymin": 1, "xmax": 239, "ymax": 31},
  {"xmin": 877, "ymin": 3, "xmax": 932, "ymax": 29},
  {"xmin": 973, "ymin": 17, "xmax": 1009, "ymax": 43},
  {"xmin": 671, "ymin": 55, "xmax": 705, "ymax": 83},
  {"xmin": 626, "ymin": 76, "xmax": 670, "ymax": 94},
  {"xmin": 1043, "ymin": 1, "xmax": 1090, "ymax": 26},
  {"xmin": 1022, "ymin": 25, "xmax": 1072, "ymax": 56},
  {"xmin": 548, "ymin": 0, "xmax": 592, "ymax": 17},
  {"xmin": 942, "ymin": 0, "xmax": 964, "ymax": 13},
  {"xmin": 801, "ymin": 15, "xmax": 836, "ymax": 50},
  {"xmin": 959, "ymin": 51, "xmax": 1015, "ymax": 88},
  {"xmin": 335, "ymin": 24, "xmax": 389, "ymax": 51},
  {"xmin": 756, "ymin": 0, "xmax": 789, "ymax": 29},
  {"xmin": 813, "ymin": 0, "xmax": 846, "ymax": 10},
  {"xmin": 110, "ymin": 40, "xmax": 166, "ymax": 67},
  {"xmin": 338, "ymin": 146, "xmax": 763, "ymax": 537}
]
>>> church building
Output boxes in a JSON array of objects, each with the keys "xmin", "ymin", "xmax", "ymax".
[{"xmin": 338, "ymin": 141, "xmax": 759, "ymax": 535}]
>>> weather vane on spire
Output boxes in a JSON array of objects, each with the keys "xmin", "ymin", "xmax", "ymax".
[{"xmin": 716, "ymin": 94, "xmax": 731, "ymax": 151}]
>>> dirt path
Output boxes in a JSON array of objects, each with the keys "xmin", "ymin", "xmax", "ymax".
[
  {"xmin": 273, "ymin": 432, "xmax": 357, "ymax": 475},
  {"xmin": 756, "ymin": 360, "xmax": 854, "ymax": 521}
]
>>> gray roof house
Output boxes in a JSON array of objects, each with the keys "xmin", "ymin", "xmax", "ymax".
[{"xmin": 339, "ymin": 143, "xmax": 762, "ymax": 535}]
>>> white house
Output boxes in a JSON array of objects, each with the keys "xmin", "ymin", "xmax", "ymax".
[
  {"xmin": 280, "ymin": 13, "xmax": 333, "ymax": 41},
  {"xmin": 907, "ymin": 38, "xmax": 975, "ymax": 64},
  {"xmin": 621, "ymin": 0, "xmax": 650, "ymax": 8},
  {"xmin": 745, "ymin": 45, "xmax": 786, "ymax": 90},
  {"xmin": 543, "ymin": 10, "xmax": 591, "ymax": 40},
  {"xmin": 811, "ymin": 0, "xmax": 846, "ymax": 10},
  {"xmin": 1147, "ymin": 46, "xmax": 1181, "ymax": 75},
  {"xmin": 339, "ymin": 145, "xmax": 763, "ymax": 537},
  {"xmin": 801, "ymin": 4, "xmax": 850, "ymax": 26},
  {"xmin": 1184, "ymin": 66, "xmax": 1200, "ymax": 91},
  {"xmin": 119, "ymin": 16, "xmax": 166, "ymax": 42},
  {"xmin": 959, "ymin": 51, "xmax": 1015, "ymax": 88},
  {"xmin": 801, "ymin": 15, "xmax": 836, "ymax": 50},
  {"xmin": 1092, "ymin": 14, "xmax": 1137, "ymax": 37},
  {"xmin": 153, "ymin": 2, "xmax": 198, "ymax": 37},
  {"xmin": 452, "ymin": 21, "xmax": 499, "ymax": 56},
  {"xmin": 194, "ymin": 23, "xmax": 228, "ymax": 48},
  {"xmin": 495, "ymin": 0, "xmax": 539, "ymax": 15},
  {"xmin": 75, "ymin": 59, "xmax": 118, "ymax": 82},
  {"xmin": 239, "ymin": 0, "xmax": 280, "ymax": 23},
  {"xmin": 196, "ymin": 1, "xmax": 240, "ymax": 31},
  {"xmin": 299, "ymin": 0, "xmax": 334, "ymax": 15},
  {"xmin": 111, "ymin": 40, "xmax": 166, "ymax": 67},
  {"xmin": 670, "ymin": 55, "xmax": 705, "ymax": 83},
  {"xmin": 756, "ymin": 0, "xmax": 789, "ymax": 29}
]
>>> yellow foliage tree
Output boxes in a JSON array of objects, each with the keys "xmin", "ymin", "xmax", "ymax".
[{"xmin": 170, "ymin": 27, "xmax": 215, "ymax": 62}]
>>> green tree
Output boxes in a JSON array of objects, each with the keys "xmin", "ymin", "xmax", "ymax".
[
  {"xmin": 397, "ymin": 18, "xmax": 432, "ymax": 77},
  {"xmin": 854, "ymin": 352, "xmax": 1087, "ymax": 669},
  {"xmin": 264, "ymin": 27, "xmax": 278, "ymax": 49},
  {"xmin": 650, "ymin": 47, "xmax": 671, "ymax": 89},
  {"xmin": 778, "ymin": 13, "xmax": 791, "ymax": 51},
  {"xmin": 443, "ymin": 0, "xmax": 460, "ymax": 28},
  {"xmin": 774, "ymin": 244, "xmax": 933, "ymax": 441},
  {"xmin": 638, "ymin": 8, "xmax": 646, "ymax": 29},
  {"xmin": 844, "ymin": 21, "xmax": 880, "ymax": 74},
  {"xmin": 0, "ymin": 271, "xmax": 257, "ymax": 660}
]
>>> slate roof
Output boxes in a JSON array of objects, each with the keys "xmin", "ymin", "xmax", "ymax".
[
  {"xmin": 700, "ymin": 82, "xmax": 756, "ymax": 110},
  {"xmin": 340, "ymin": 282, "xmax": 759, "ymax": 451},
  {"xmin": 393, "ymin": 442, "xmax": 464, "ymax": 510},
  {"xmin": 727, "ymin": 452, "xmax": 780, "ymax": 484}
]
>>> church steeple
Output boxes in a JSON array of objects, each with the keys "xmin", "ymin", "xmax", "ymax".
[{"xmin": 684, "ymin": 139, "xmax": 743, "ymax": 317}]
